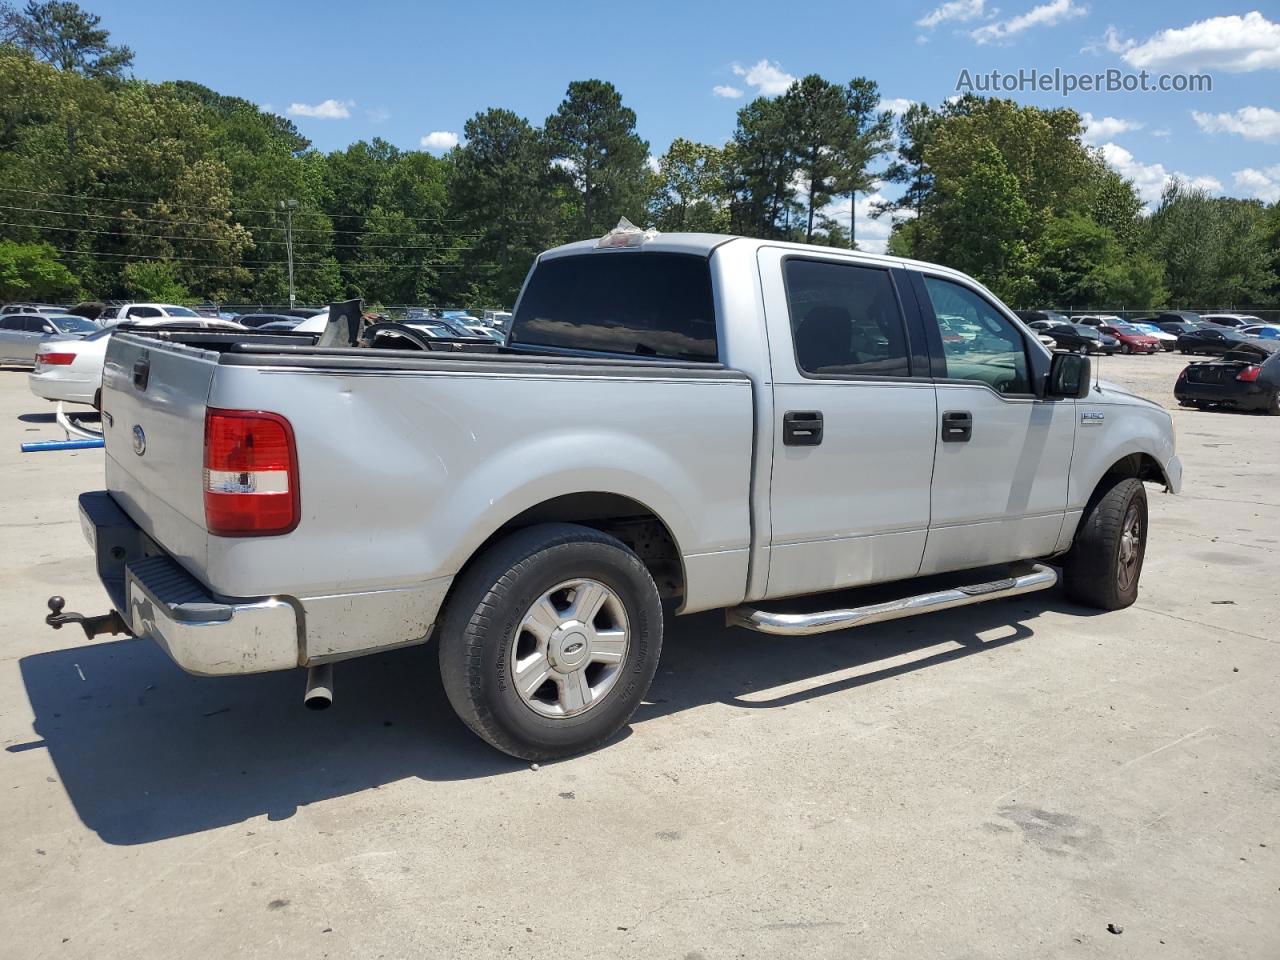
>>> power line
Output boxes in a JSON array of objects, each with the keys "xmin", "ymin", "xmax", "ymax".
[
  {"xmin": 0, "ymin": 201, "xmax": 484, "ymax": 239},
  {"xmin": 0, "ymin": 185, "xmax": 470, "ymax": 224},
  {"xmin": 0, "ymin": 217, "xmax": 478, "ymax": 251}
]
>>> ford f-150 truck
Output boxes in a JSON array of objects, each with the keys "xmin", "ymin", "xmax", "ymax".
[{"xmin": 50, "ymin": 226, "xmax": 1181, "ymax": 760}]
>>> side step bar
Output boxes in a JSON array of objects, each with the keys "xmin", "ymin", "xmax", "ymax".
[{"xmin": 726, "ymin": 563, "xmax": 1058, "ymax": 636}]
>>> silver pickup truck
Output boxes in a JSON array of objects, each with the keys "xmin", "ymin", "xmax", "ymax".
[{"xmin": 52, "ymin": 228, "xmax": 1181, "ymax": 760}]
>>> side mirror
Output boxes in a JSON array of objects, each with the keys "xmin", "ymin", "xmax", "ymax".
[{"xmin": 1047, "ymin": 351, "xmax": 1091, "ymax": 399}]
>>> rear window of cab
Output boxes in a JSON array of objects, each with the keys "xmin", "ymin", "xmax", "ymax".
[{"xmin": 511, "ymin": 252, "xmax": 717, "ymax": 362}]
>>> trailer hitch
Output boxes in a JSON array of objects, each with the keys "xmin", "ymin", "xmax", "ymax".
[{"xmin": 45, "ymin": 596, "xmax": 131, "ymax": 640}]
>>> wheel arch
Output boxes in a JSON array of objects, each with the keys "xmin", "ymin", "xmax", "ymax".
[{"xmin": 446, "ymin": 491, "xmax": 688, "ymax": 609}]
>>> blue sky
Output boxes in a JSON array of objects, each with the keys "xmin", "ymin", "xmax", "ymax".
[{"xmin": 97, "ymin": 0, "xmax": 1279, "ymax": 251}]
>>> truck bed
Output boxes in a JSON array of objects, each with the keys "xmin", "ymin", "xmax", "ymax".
[{"xmin": 99, "ymin": 329, "xmax": 755, "ymax": 662}]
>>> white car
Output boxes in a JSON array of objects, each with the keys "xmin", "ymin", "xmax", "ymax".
[
  {"xmin": 100, "ymin": 303, "xmax": 205, "ymax": 324},
  {"xmin": 1200, "ymin": 313, "xmax": 1261, "ymax": 329},
  {"xmin": 1128, "ymin": 321, "xmax": 1179, "ymax": 351},
  {"xmin": 29, "ymin": 318, "xmax": 245, "ymax": 406}
]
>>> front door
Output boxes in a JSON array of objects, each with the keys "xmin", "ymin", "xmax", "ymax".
[
  {"xmin": 914, "ymin": 273, "xmax": 1074, "ymax": 574},
  {"xmin": 759, "ymin": 247, "xmax": 937, "ymax": 600}
]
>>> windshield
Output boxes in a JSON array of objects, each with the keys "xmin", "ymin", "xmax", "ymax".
[
  {"xmin": 1112, "ymin": 324, "xmax": 1141, "ymax": 334},
  {"xmin": 164, "ymin": 306, "xmax": 200, "ymax": 318},
  {"xmin": 52, "ymin": 316, "xmax": 99, "ymax": 333}
]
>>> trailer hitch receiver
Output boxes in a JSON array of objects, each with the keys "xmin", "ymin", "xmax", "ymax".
[{"xmin": 45, "ymin": 596, "xmax": 131, "ymax": 640}]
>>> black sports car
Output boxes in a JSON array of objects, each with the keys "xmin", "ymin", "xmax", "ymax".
[
  {"xmin": 1176, "ymin": 327, "xmax": 1252, "ymax": 356},
  {"xmin": 1175, "ymin": 345, "xmax": 1280, "ymax": 414},
  {"xmin": 1030, "ymin": 321, "xmax": 1116, "ymax": 354}
]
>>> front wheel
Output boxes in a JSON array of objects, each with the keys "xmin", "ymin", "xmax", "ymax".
[
  {"xmin": 438, "ymin": 523, "xmax": 663, "ymax": 760},
  {"xmin": 1062, "ymin": 478, "xmax": 1147, "ymax": 610}
]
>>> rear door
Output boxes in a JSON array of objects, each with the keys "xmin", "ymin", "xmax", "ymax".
[
  {"xmin": 0, "ymin": 317, "xmax": 28, "ymax": 360},
  {"xmin": 912, "ymin": 272, "xmax": 1073, "ymax": 574},
  {"xmin": 758, "ymin": 247, "xmax": 936, "ymax": 600}
]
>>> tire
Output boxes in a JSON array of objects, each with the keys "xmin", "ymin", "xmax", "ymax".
[
  {"xmin": 1267, "ymin": 389, "xmax": 1280, "ymax": 416},
  {"xmin": 438, "ymin": 522, "xmax": 663, "ymax": 761},
  {"xmin": 1062, "ymin": 477, "xmax": 1147, "ymax": 611},
  {"xmin": 1122, "ymin": 344, "xmax": 1132, "ymax": 355}
]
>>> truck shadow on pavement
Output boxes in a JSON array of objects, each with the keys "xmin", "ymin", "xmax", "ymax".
[{"xmin": 16, "ymin": 586, "xmax": 1089, "ymax": 846}]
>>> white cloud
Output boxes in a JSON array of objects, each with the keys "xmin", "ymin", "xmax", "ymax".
[
  {"xmin": 731, "ymin": 59, "xmax": 797, "ymax": 96},
  {"xmin": 1150, "ymin": 128, "xmax": 1171, "ymax": 138},
  {"xmin": 259, "ymin": 102, "xmax": 274, "ymax": 113},
  {"xmin": 420, "ymin": 130, "xmax": 459, "ymax": 151},
  {"xmin": 1233, "ymin": 165, "xmax": 1280, "ymax": 203},
  {"xmin": 1081, "ymin": 112, "xmax": 1143, "ymax": 144},
  {"xmin": 1192, "ymin": 106, "xmax": 1280, "ymax": 142},
  {"xmin": 646, "ymin": 154, "xmax": 661, "ymax": 174},
  {"xmin": 712, "ymin": 84, "xmax": 743, "ymax": 99},
  {"xmin": 916, "ymin": 0, "xmax": 987, "ymax": 28},
  {"xmin": 1100, "ymin": 142, "xmax": 1222, "ymax": 209},
  {"xmin": 879, "ymin": 98, "xmax": 916, "ymax": 115},
  {"xmin": 287, "ymin": 99, "xmax": 353, "ymax": 119},
  {"xmin": 970, "ymin": 0, "xmax": 1087, "ymax": 45},
  {"xmin": 1116, "ymin": 12, "xmax": 1280, "ymax": 73},
  {"xmin": 367, "ymin": 106, "xmax": 391, "ymax": 124}
]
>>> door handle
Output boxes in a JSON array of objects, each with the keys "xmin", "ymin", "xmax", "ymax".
[
  {"xmin": 783, "ymin": 410, "xmax": 823, "ymax": 446},
  {"xmin": 132, "ymin": 356, "xmax": 150, "ymax": 391},
  {"xmin": 941, "ymin": 410, "xmax": 972, "ymax": 442}
]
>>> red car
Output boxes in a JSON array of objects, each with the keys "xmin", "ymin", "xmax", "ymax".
[{"xmin": 1099, "ymin": 322, "xmax": 1161, "ymax": 354}]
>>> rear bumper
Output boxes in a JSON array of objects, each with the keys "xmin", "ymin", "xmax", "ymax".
[
  {"xmin": 1174, "ymin": 380, "xmax": 1271, "ymax": 410},
  {"xmin": 81, "ymin": 492, "xmax": 300, "ymax": 675},
  {"xmin": 78, "ymin": 491, "xmax": 448, "ymax": 674},
  {"xmin": 28, "ymin": 371, "xmax": 96, "ymax": 404}
]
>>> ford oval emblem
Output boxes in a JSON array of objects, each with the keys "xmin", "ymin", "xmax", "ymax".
[{"xmin": 131, "ymin": 424, "xmax": 146, "ymax": 456}]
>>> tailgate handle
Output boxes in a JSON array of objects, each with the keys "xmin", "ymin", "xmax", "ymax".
[{"xmin": 132, "ymin": 356, "xmax": 150, "ymax": 391}]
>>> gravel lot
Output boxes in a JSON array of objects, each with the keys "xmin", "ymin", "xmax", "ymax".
[{"xmin": 1, "ymin": 351, "xmax": 1276, "ymax": 959}]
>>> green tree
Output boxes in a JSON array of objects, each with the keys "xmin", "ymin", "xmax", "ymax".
[
  {"xmin": 649, "ymin": 138, "xmax": 730, "ymax": 232},
  {"xmin": 121, "ymin": 259, "xmax": 188, "ymax": 302},
  {"xmin": 0, "ymin": 239, "xmax": 78, "ymax": 299},
  {"xmin": 2, "ymin": 1, "xmax": 132, "ymax": 77},
  {"xmin": 544, "ymin": 80, "xmax": 650, "ymax": 237},
  {"xmin": 779, "ymin": 75, "xmax": 849, "ymax": 242},
  {"xmin": 451, "ymin": 108, "xmax": 560, "ymax": 303},
  {"xmin": 726, "ymin": 95, "xmax": 799, "ymax": 237},
  {"xmin": 835, "ymin": 78, "xmax": 894, "ymax": 249}
]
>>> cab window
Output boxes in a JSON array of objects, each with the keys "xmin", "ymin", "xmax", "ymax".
[
  {"xmin": 921, "ymin": 276, "xmax": 1030, "ymax": 395},
  {"xmin": 783, "ymin": 258, "xmax": 911, "ymax": 378}
]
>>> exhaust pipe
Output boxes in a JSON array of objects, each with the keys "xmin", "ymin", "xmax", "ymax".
[{"xmin": 303, "ymin": 663, "xmax": 333, "ymax": 710}]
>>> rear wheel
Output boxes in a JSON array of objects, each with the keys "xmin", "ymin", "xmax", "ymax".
[
  {"xmin": 1267, "ymin": 388, "xmax": 1280, "ymax": 416},
  {"xmin": 1062, "ymin": 478, "xmax": 1147, "ymax": 610},
  {"xmin": 438, "ymin": 523, "xmax": 663, "ymax": 760}
]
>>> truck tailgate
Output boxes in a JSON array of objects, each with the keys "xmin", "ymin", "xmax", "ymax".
[{"xmin": 101, "ymin": 334, "xmax": 216, "ymax": 577}]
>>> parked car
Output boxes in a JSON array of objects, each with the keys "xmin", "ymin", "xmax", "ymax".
[
  {"xmin": 1240, "ymin": 324, "xmax": 1280, "ymax": 340},
  {"xmin": 1029, "ymin": 321, "xmax": 1109, "ymax": 354},
  {"xmin": 254, "ymin": 318, "xmax": 305, "ymax": 332},
  {"xmin": 1096, "ymin": 321, "xmax": 1162, "ymax": 355},
  {"xmin": 1151, "ymin": 311, "xmax": 1207, "ymax": 328},
  {"xmin": 1175, "ymin": 345, "xmax": 1280, "ymax": 414},
  {"xmin": 1014, "ymin": 309, "xmax": 1071, "ymax": 329},
  {"xmin": 1176, "ymin": 327, "xmax": 1255, "ymax": 356},
  {"xmin": 1150, "ymin": 320, "xmax": 1202, "ymax": 337},
  {"xmin": 1130, "ymin": 322, "xmax": 1180, "ymax": 351},
  {"xmin": 1200, "ymin": 313, "xmax": 1261, "ymax": 329},
  {"xmin": 236, "ymin": 313, "xmax": 301, "ymax": 329},
  {"xmin": 51, "ymin": 229, "xmax": 1181, "ymax": 761},
  {"xmin": 0, "ymin": 313, "xmax": 99, "ymax": 364},
  {"xmin": 99, "ymin": 303, "xmax": 205, "ymax": 324},
  {"xmin": 28, "ymin": 318, "xmax": 245, "ymax": 406},
  {"xmin": 1, "ymin": 302, "xmax": 68, "ymax": 316}
]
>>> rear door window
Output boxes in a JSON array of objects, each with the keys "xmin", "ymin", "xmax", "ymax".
[
  {"xmin": 782, "ymin": 258, "xmax": 911, "ymax": 378},
  {"xmin": 511, "ymin": 252, "xmax": 717, "ymax": 361}
]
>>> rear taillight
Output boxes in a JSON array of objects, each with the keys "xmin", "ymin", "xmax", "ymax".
[
  {"xmin": 1236, "ymin": 365, "xmax": 1261, "ymax": 382},
  {"xmin": 203, "ymin": 408, "xmax": 299, "ymax": 536},
  {"xmin": 36, "ymin": 352, "xmax": 75, "ymax": 366}
]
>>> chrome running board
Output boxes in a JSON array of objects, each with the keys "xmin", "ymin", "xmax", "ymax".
[{"xmin": 726, "ymin": 563, "xmax": 1058, "ymax": 636}]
